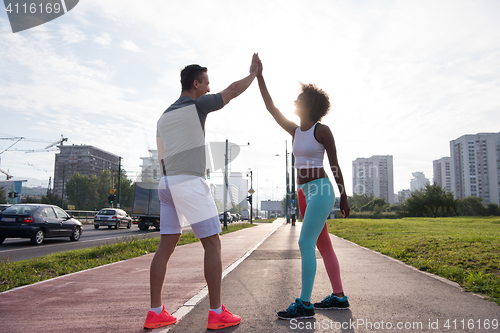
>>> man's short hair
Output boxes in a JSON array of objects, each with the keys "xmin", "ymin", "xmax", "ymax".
[{"xmin": 181, "ymin": 64, "xmax": 208, "ymax": 92}]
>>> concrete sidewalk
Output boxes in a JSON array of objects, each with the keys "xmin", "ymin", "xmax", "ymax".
[
  {"xmin": 0, "ymin": 219, "xmax": 285, "ymax": 333},
  {"xmin": 170, "ymin": 221, "xmax": 499, "ymax": 333},
  {"xmin": 1, "ymin": 218, "xmax": 499, "ymax": 332}
]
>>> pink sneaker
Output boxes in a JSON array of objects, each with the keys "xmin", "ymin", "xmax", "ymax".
[
  {"xmin": 144, "ymin": 305, "xmax": 177, "ymax": 329},
  {"xmin": 207, "ymin": 304, "xmax": 241, "ymax": 330}
]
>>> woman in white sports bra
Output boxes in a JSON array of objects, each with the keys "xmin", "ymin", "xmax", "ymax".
[{"xmin": 257, "ymin": 60, "xmax": 351, "ymax": 320}]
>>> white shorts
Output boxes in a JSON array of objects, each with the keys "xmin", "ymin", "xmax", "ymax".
[{"xmin": 158, "ymin": 175, "xmax": 221, "ymax": 239}]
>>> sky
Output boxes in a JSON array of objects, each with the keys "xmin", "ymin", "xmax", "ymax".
[{"xmin": 1, "ymin": 0, "xmax": 499, "ymax": 203}]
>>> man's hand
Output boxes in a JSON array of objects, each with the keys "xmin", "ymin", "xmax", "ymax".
[
  {"xmin": 220, "ymin": 53, "xmax": 260, "ymax": 106},
  {"xmin": 257, "ymin": 58, "xmax": 263, "ymax": 78},
  {"xmin": 249, "ymin": 53, "xmax": 260, "ymax": 76}
]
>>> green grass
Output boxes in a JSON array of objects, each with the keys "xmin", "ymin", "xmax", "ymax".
[
  {"xmin": 0, "ymin": 223, "xmax": 256, "ymax": 292},
  {"xmin": 327, "ymin": 217, "xmax": 500, "ymax": 305},
  {"xmin": 253, "ymin": 218, "xmax": 277, "ymax": 223}
]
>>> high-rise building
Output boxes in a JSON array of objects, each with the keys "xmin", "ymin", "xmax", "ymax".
[
  {"xmin": 410, "ymin": 171, "xmax": 430, "ymax": 192},
  {"xmin": 139, "ymin": 149, "xmax": 159, "ymax": 182},
  {"xmin": 397, "ymin": 189, "xmax": 412, "ymax": 204},
  {"xmin": 53, "ymin": 145, "xmax": 120, "ymax": 198},
  {"xmin": 352, "ymin": 155, "xmax": 394, "ymax": 204},
  {"xmin": 229, "ymin": 172, "xmax": 249, "ymax": 208},
  {"xmin": 212, "ymin": 183, "xmax": 239, "ymax": 207},
  {"xmin": 450, "ymin": 132, "xmax": 500, "ymax": 205},
  {"xmin": 433, "ymin": 157, "xmax": 453, "ymax": 193}
]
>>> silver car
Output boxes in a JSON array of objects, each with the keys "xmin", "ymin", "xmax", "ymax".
[{"xmin": 94, "ymin": 208, "xmax": 132, "ymax": 229}]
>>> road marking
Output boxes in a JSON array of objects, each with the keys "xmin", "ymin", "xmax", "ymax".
[{"xmin": 150, "ymin": 219, "xmax": 286, "ymax": 333}]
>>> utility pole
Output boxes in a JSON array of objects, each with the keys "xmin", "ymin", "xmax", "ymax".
[
  {"xmin": 291, "ymin": 153, "xmax": 296, "ymax": 225},
  {"xmin": 250, "ymin": 170, "xmax": 253, "ymax": 224},
  {"xmin": 117, "ymin": 157, "xmax": 121, "ymax": 208},
  {"xmin": 286, "ymin": 140, "xmax": 290, "ymax": 223},
  {"xmin": 223, "ymin": 139, "xmax": 228, "ymax": 228}
]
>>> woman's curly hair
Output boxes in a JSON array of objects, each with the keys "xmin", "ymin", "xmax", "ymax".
[{"xmin": 300, "ymin": 83, "xmax": 330, "ymax": 122}]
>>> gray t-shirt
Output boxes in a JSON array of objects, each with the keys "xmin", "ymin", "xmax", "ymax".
[{"xmin": 157, "ymin": 94, "xmax": 224, "ymax": 177}]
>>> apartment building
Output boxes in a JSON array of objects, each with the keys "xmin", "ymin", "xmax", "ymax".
[
  {"xmin": 433, "ymin": 157, "xmax": 453, "ymax": 193},
  {"xmin": 410, "ymin": 171, "xmax": 430, "ymax": 192},
  {"xmin": 53, "ymin": 145, "xmax": 120, "ymax": 198},
  {"xmin": 352, "ymin": 155, "xmax": 394, "ymax": 204},
  {"xmin": 450, "ymin": 132, "xmax": 500, "ymax": 205}
]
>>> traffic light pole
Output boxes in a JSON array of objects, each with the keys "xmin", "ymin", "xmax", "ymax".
[
  {"xmin": 117, "ymin": 157, "xmax": 121, "ymax": 208},
  {"xmin": 223, "ymin": 140, "xmax": 228, "ymax": 229},
  {"xmin": 286, "ymin": 140, "xmax": 290, "ymax": 223},
  {"xmin": 250, "ymin": 170, "xmax": 253, "ymax": 224},
  {"xmin": 291, "ymin": 153, "xmax": 296, "ymax": 226}
]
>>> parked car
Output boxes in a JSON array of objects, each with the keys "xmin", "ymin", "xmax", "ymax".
[
  {"xmin": 94, "ymin": 208, "xmax": 132, "ymax": 229},
  {"xmin": 231, "ymin": 214, "xmax": 239, "ymax": 222},
  {"xmin": 0, "ymin": 204, "xmax": 83, "ymax": 245},
  {"xmin": 218, "ymin": 212, "xmax": 232, "ymax": 223}
]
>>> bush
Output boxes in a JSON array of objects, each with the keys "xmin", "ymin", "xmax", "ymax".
[
  {"xmin": 400, "ymin": 183, "xmax": 457, "ymax": 217},
  {"xmin": 487, "ymin": 202, "xmax": 500, "ymax": 216},
  {"xmin": 457, "ymin": 197, "xmax": 487, "ymax": 216}
]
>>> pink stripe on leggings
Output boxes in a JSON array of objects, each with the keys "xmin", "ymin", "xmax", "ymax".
[{"xmin": 297, "ymin": 189, "xmax": 344, "ymax": 294}]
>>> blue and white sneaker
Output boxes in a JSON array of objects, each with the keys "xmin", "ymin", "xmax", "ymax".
[
  {"xmin": 313, "ymin": 294, "xmax": 350, "ymax": 310},
  {"xmin": 277, "ymin": 298, "xmax": 315, "ymax": 320}
]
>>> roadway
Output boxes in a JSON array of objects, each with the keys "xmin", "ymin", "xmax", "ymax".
[{"xmin": 0, "ymin": 223, "xmax": 187, "ymax": 263}]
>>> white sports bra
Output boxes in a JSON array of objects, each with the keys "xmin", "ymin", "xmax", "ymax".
[{"xmin": 293, "ymin": 123, "xmax": 325, "ymax": 169}]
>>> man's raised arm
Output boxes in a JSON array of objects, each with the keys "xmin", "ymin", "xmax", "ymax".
[{"xmin": 219, "ymin": 53, "xmax": 260, "ymax": 106}]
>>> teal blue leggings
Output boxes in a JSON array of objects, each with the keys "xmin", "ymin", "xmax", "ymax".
[{"xmin": 297, "ymin": 178, "xmax": 335, "ymax": 302}]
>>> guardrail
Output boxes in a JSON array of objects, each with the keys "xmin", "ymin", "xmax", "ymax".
[{"xmin": 66, "ymin": 210, "xmax": 98, "ymax": 221}]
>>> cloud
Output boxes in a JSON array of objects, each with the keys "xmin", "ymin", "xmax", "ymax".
[
  {"xmin": 120, "ymin": 40, "xmax": 141, "ymax": 53},
  {"xmin": 60, "ymin": 24, "xmax": 86, "ymax": 44},
  {"xmin": 94, "ymin": 32, "xmax": 112, "ymax": 46}
]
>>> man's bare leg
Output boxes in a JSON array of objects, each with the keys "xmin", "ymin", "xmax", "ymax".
[
  {"xmin": 150, "ymin": 233, "xmax": 181, "ymax": 308},
  {"xmin": 200, "ymin": 234, "xmax": 222, "ymax": 309}
]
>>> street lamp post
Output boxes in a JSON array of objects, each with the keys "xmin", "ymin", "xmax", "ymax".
[
  {"xmin": 291, "ymin": 153, "xmax": 296, "ymax": 225},
  {"xmin": 286, "ymin": 140, "xmax": 290, "ymax": 223},
  {"xmin": 223, "ymin": 140, "xmax": 228, "ymax": 228}
]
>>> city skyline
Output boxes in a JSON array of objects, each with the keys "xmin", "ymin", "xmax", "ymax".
[{"xmin": 1, "ymin": 1, "xmax": 499, "ymax": 199}]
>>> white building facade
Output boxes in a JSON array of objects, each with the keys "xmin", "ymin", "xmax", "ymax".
[
  {"xmin": 450, "ymin": 132, "xmax": 500, "ymax": 205},
  {"xmin": 352, "ymin": 155, "xmax": 394, "ymax": 204},
  {"xmin": 410, "ymin": 171, "xmax": 430, "ymax": 192},
  {"xmin": 433, "ymin": 157, "xmax": 453, "ymax": 193}
]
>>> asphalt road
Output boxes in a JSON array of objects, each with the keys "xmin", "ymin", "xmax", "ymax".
[
  {"xmin": 0, "ymin": 223, "xmax": 165, "ymax": 263},
  {"xmin": 0, "ymin": 218, "xmax": 247, "ymax": 263}
]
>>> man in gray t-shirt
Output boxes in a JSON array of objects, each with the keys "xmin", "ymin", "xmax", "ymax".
[{"xmin": 144, "ymin": 54, "xmax": 260, "ymax": 330}]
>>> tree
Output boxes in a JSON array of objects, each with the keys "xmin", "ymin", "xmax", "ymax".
[
  {"xmin": 21, "ymin": 195, "xmax": 40, "ymax": 203},
  {"xmin": 117, "ymin": 171, "xmax": 134, "ymax": 210},
  {"xmin": 486, "ymin": 202, "xmax": 500, "ymax": 216},
  {"xmin": 0, "ymin": 185, "xmax": 6, "ymax": 204},
  {"xmin": 348, "ymin": 193, "xmax": 373, "ymax": 212},
  {"xmin": 401, "ymin": 190, "xmax": 426, "ymax": 216},
  {"xmin": 95, "ymin": 170, "xmax": 113, "ymax": 209},
  {"xmin": 456, "ymin": 197, "xmax": 487, "ymax": 216},
  {"xmin": 65, "ymin": 172, "xmax": 98, "ymax": 210},
  {"xmin": 41, "ymin": 189, "xmax": 65, "ymax": 206},
  {"xmin": 360, "ymin": 197, "xmax": 388, "ymax": 212},
  {"xmin": 401, "ymin": 183, "xmax": 456, "ymax": 217}
]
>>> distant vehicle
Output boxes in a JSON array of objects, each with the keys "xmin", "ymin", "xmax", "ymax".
[
  {"xmin": 231, "ymin": 214, "xmax": 239, "ymax": 222},
  {"xmin": 94, "ymin": 208, "xmax": 132, "ymax": 229},
  {"xmin": 219, "ymin": 212, "xmax": 232, "ymax": 223},
  {"xmin": 133, "ymin": 182, "xmax": 160, "ymax": 231},
  {"xmin": 0, "ymin": 204, "xmax": 83, "ymax": 245},
  {"xmin": 241, "ymin": 209, "xmax": 249, "ymax": 220}
]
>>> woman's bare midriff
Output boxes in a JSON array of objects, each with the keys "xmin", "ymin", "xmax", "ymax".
[{"xmin": 296, "ymin": 167, "xmax": 328, "ymax": 185}]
